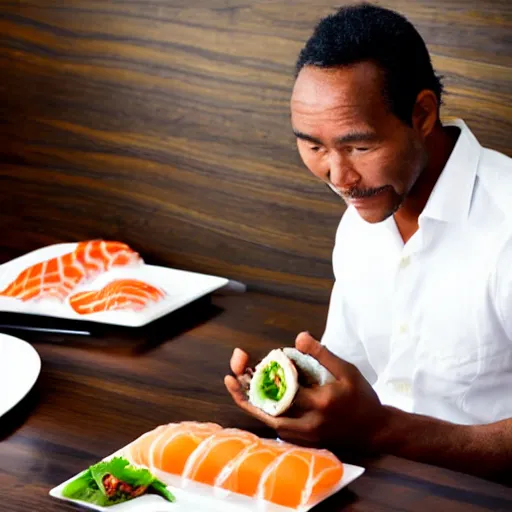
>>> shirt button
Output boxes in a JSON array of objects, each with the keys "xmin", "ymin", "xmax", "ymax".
[
  {"xmin": 399, "ymin": 255, "xmax": 411, "ymax": 269},
  {"xmin": 399, "ymin": 323, "xmax": 408, "ymax": 335},
  {"xmin": 392, "ymin": 381, "xmax": 412, "ymax": 396}
]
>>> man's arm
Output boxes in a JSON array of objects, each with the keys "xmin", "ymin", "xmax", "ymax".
[{"xmin": 375, "ymin": 406, "xmax": 512, "ymax": 482}]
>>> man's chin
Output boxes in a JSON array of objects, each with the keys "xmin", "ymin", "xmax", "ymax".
[{"xmin": 352, "ymin": 206, "xmax": 395, "ymax": 224}]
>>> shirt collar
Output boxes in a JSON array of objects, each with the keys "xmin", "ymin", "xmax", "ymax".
[{"xmin": 419, "ymin": 118, "xmax": 481, "ymax": 223}]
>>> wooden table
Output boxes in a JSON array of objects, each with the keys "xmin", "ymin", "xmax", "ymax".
[{"xmin": 1, "ymin": 291, "xmax": 511, "ymax": 511}]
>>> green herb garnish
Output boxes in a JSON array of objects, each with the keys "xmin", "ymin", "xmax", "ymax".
[
  {"xmin": 260, "ymin": 361, "xmax": 287, "ymax": 401},
  {"xmin": 62, "ymin": 457, "xmax": 175, "ymax": 506}
]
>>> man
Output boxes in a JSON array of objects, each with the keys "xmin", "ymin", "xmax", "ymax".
[{"xmin": 225, "ymin": 3, "xmax": 512, "ymax": 480}]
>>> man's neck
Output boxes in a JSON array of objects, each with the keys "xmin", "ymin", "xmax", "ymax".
[{"xmin": 394, "ymin": 123, "xmax": 460, "ymax": 244}]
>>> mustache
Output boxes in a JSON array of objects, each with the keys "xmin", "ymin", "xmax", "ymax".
[{"xmin": 339, "ymin": 185, "xmax": 390, "ymax": 199}]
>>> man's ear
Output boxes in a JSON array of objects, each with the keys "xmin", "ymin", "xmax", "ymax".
[{"xmin": 411, "ymin": 89, "xmax": 439, "ymax": 139}]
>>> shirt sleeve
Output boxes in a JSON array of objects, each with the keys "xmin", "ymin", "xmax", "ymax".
[{"xmin": 321, "ymin": 208, "xmax": 377, "ymax": 384}]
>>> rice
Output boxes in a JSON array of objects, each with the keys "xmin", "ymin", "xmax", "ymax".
[{"xmin": 282, "ymin": 347, "xmax": 336, "ymax": 386}]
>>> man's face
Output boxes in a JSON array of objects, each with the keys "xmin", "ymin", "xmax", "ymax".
[{"xmin": 291, "ymin": 63, "xmax": 428, "ymax": 223}]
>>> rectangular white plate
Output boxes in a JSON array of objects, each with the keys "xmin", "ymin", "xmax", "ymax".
[
  {"xmin": 49, "ymin": 462, "xmax": 364, "ymax": 512},
  {"xmin": 0, "ymin": 243, "xmax": 229, "ymax": 327}
]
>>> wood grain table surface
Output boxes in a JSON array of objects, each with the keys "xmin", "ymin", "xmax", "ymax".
[
  {"xmin": 1, "ymin": 0, "xmax": 510, "ymax": 303},
  {"xmin": 1, "ymin": 290, "xmax": 511, "ymax": 512}
]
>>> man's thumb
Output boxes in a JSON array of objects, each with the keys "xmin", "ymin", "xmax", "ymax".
[{"xmin": 295, "ymin": 331, "xmax": 351, "ymax": 379}]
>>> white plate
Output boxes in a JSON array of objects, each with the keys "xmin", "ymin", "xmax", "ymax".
[
  {"xmin": 0, "ymin": 243, "xmax": 229, "ymax": 328},
  {"xmin": 49, "ymin": 460, "xmax": 364, "ymax": 512},
  {"xmin": 0, "ymin": 332, "xmax": 41, "ymax": 418}
]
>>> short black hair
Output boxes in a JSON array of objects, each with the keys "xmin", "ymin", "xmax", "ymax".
[{"xmin": 295, "ymin": 3, "xmax": 444, "ymax": 125}]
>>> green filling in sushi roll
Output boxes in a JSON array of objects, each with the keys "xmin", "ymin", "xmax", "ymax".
[
  {"xmin": 248, "ymin": 348, "xmax": 299, "ymax": 416},
  {"xmin": 259, "ymin": 361, "xmax": 287, "ymax": 401}
]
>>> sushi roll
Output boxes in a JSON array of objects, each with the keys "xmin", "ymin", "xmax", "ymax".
[
  {"xmin": 248, "ymin": 349, "xmax": 299, "ymax": 416},
  {"xmin": 282, "ymin": 347, "xmax": 336, "ymax": 387},
  {"xmin": 248, "ymin": 347, "xmax": 336, "ymax": 416}
]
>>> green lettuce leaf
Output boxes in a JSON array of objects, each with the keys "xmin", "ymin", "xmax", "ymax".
[
  {"xmin": 62, "ymin": 457, "xmax": 175, "ymax": 507},
  {"xmin": 90, "ymin": 457, "xmax": 154, "ymax": 493},
  {"xmin": 151, "ymin": 480, "xmax": 176, "ymax": 503},
  {"xmin": 260, "ymin": 361, "xmax": 287, "ymax": 401},
  {"xmin": 61, "ymin": 468, "xmax": 123, "ymax": 507}
]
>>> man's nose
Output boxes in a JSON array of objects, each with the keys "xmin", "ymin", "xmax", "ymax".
[{"xmin": 328, "ymin": 151, "xmax": 360, "ymax": 190}]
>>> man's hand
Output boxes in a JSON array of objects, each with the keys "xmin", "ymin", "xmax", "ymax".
[
  {"xmin": 224, "ymin": 331, "xmax": 389, "ymax": 449},
  {"xmin": 225, "ymin": 333, "xmax": 512, "ymax": 482}
]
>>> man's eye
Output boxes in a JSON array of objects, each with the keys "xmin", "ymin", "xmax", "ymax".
[
  {"xmin": 355, "ymin": 147, "xmax": 369, "ymax": 152},
  {"xmin": 310, "ymin": 146, "xmax": 321, "ymax": 152}
]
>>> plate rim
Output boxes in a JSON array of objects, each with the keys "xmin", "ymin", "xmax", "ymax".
[{"xmin": 0, "ymin": 332, "xmax": 41, "ymax": 418}]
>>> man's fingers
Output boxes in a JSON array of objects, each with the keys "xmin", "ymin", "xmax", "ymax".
[
  {"xmin": 290, "ymin": 386, "xmax": 322, "ymax": 411},
  {"xmin": 230, "ymin": 347, "xmax": 250, "ymax": 376},
  {"xmin": 224, "ymin": 374, "xmax": 248, "ymax": 403},
  {"xmin": 275, "ymin": 411, "xmax": 322, "ymax": 438},
  {"xmin": 276, "ymin": 428, "xmax": 321, "ymax": 447},
  {"xmin": 225, "ymin": 375, "xmax": 324, "ymax": 440},
  {"xmin": 295, "ymin": 331, "xmax": 353, "ymax": 379},
  {"xmin": 224, "ymin": 375, "xmax": 279, "ymax": 429}
]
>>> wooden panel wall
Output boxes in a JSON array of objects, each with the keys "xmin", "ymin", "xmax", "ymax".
[{"xmin": 0, "ymin": 0, "xmax": 510, "ymax": 302}]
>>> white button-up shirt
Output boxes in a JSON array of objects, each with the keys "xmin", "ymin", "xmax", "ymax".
[{"xmin": 321, "ymin": 119, "xmax": 512, "ymax": 425}]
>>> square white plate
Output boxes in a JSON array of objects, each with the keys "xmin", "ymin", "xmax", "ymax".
[
  {"xmin": 49, "ymin": 460, "xmax": 364, "ymax": 512},
  {"xmin": 0, "ymin": 243, "xmax": 229, "ymax": 328}
]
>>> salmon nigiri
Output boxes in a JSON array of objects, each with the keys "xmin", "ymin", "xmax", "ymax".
[
  {"xmin": 118, "ymin": 422, "xmax": 223, "ymax": 475},
  {"xmin": 149, "ymin": 422, "xmax": 223, "ymax": 475},
  {"xmin": 69, "ymin": 279, "xmax": 165, "ymax": 315},
  {"xmin": 182, "ymin": 429, "xmax": 259, "ymax": 486},
  {"xmin": 258, "ymin": 446, "xmax": 344, "ymax": 509},
  {"xmin": 123, "ymin": 425, "xmax": 169, "ymax": 468},
  {"xmin": 0, "ymin": 240, "xmax": 141, "ymax": 301},
  {"xmin": 215, "ymin": 438, "xmax": 289, "ymax": 497}
]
